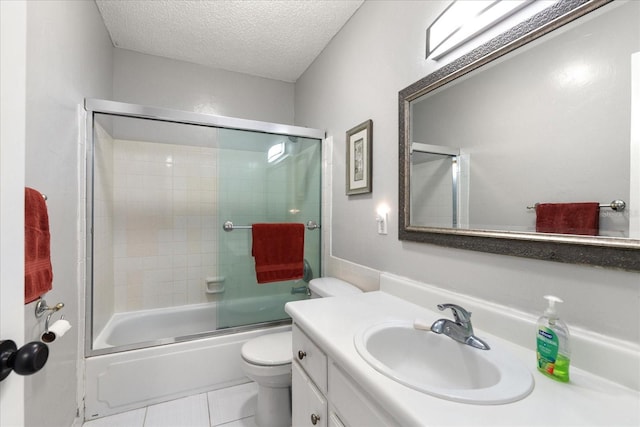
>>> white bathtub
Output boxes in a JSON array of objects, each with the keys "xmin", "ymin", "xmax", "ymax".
[
  {"xmin": 93, "ymin": 302, "xmax": 218, "ymax": 349},
  {"xmin": 93, "ymin": 294, "xmax": 300, "ymax": 349},
  {"xmin": 85, "ymin": 294, "xmax": 299, "ymax": 420}
]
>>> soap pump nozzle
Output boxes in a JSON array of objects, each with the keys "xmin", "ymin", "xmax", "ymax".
[{"xmin": 543, "ymin": 295, "xmax": 563, "ymax": 319}]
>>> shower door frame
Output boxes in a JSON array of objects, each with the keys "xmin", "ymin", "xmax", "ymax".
[{"xmin": 84, "ymin": 98, "xmax": 325, "ymax": 357}]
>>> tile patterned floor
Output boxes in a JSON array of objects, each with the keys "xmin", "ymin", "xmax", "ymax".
[{"xmin": 82, "ymin": 382, "xmax": 258, "ymax": 427}]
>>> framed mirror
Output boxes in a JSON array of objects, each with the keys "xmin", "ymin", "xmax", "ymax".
[{"xmin": 399, "ymin": 0, "xmax": 640, "ymax": 271}]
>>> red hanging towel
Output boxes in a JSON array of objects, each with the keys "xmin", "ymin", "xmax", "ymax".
[
  {"xmin": 535, "ymin": 202, "xmax": 600, "ymax": 236},
  {"xmin": 24, "ymin": 187, "xmax": 53, "ymax": 303},
  {"xmin": 251, "ymin": 223, "xmax": 305, "ymax": 284}
]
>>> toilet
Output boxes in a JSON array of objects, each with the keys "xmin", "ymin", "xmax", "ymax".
[{"xmin": 240, "ymin": 277, "xmax": 362, "ymax": 427}]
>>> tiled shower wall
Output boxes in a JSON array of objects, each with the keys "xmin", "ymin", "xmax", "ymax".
[{"xmin": 111, "ymin": 139, "xmax": 218, "ymax": 312}]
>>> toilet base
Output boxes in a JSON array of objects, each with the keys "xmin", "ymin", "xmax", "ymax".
[{"xmin": 254, "ymin": 384, "xmax": 291, "ymax": 427}]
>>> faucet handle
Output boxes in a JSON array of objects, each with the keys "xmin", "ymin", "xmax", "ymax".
[{"xmin": 437, "ymin": 304, "xmax": 472, "ymax": 324}]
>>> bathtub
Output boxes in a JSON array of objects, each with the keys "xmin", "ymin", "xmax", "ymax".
[
  {"xmin": 85, "ymin": 294, "xmax": 300, "ymax": 420},
  {"xmin": 93, "ymin": 293, "xmax": 301, "ymax": 349},
  {"xmin": 93, "ymin": 302, "xmax": 218, "ymax": 349}
]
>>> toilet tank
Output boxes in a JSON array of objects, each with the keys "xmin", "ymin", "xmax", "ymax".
[{"xmin": 308, "ymin": 277, "xmax": 362, "ymax": 298}]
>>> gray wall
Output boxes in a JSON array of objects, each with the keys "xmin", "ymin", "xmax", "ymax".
[
  {"xmin": 295, "ymin": 0, "xmax": 639, "ymax": 343},
  {"xmin": 24, "ymin": 1, "xmax": 113, "ymax": 426},
  {"xmin": 113, "ymin": 48, "xmax": 295, "ymax": 125}
]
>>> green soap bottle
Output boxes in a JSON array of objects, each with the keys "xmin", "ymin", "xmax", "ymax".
[{"xmin": 536, "ymin": 295, "xmax": 571, "ymax": 382}]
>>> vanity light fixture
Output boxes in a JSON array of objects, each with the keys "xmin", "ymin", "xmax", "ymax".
[{"xmin": 426, "ymin": 0, "xmax": 556, "ymax": 60}]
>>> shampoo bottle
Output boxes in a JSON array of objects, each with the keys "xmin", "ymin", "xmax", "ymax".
[{"xmin": 536, "ymin": 295, "xmax": 571, "ymax": 382}]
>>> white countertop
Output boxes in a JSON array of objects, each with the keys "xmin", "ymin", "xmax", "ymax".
[{"xmin": 285, "ymin": 291, "xmax": 640, "ymax": 426}]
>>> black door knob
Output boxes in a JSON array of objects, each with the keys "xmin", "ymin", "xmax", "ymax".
[{"xmin": 0, "ymin": 340, "xmax": 49, "ymax": 381}]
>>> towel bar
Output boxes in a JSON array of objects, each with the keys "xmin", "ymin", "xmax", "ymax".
[
  {"xmin": 526, "ymin": 200, "xmax": 626, "ymax": 211},
  {"xmin": 223, "ymin": 220, "xmax": 321, "ymax": 232}
]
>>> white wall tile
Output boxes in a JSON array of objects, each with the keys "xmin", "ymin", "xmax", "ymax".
[{"xmin": 110, "ymin": 140, "xmax": 219, "ymax": 311}]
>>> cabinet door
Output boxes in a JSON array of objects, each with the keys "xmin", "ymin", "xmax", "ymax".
[
  {"xmin": 328, "ymin": 362, "xmax": 398, "ymax": 427},
  {"xmin": 292, "ymin": 361, "xmax": 327, "ymax": 427},
  {"xmin": 328, "ymin": 411, "xmax": 345, "ymax": 427}
]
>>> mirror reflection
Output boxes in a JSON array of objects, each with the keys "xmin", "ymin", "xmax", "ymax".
[
  {"xmin": 410, "ymin": 143, "xmax": 467, "ymax": 229},
  {"xmin": 400, "ymin": 1, "xmax": 640, "ymax": 270},
  {"xmin": 407, "ymin": 0, "xmax": 638, "ymax": 239}
]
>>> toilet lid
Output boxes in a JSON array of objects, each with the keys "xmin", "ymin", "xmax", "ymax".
[{"xmin": 241, "ymin": 331, "xmax": 292, "ymax": 366}]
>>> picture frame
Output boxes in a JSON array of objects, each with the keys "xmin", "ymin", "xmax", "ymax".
[{"xmin": 346, "ymin": 119, "xmax": 373, "ymax": 195}]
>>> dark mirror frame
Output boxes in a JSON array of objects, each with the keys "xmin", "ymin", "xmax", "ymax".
[{"xmin": 399, "ymin": 0, "xmax": 640, "ymax": 271}]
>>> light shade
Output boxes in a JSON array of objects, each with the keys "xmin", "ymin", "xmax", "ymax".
[{"xmin": 426, "ymin": 0, "xmax": 548, "ymax": 61}]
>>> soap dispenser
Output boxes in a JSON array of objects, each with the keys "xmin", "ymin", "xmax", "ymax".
[{"xmin": 536, "ymin": 295, "xmax": 571, "ymax": 382}]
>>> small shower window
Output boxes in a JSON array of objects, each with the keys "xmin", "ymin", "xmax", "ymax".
[{"xmin": 268, "ymin": 141, "xmax": 286, "ymax": 163}]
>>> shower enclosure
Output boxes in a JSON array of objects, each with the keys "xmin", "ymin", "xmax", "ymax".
[
  {"xmin": 410, "ymin": 142, "xmax": 469, "ymax": 229},
  {"xmin": 85, "ymin": 99, "xmax": 323, "ymax": 355}
]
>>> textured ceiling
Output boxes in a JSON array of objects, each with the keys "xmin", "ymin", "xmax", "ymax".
[{"xmin": 95, "ymin": 0, "xmax": 364, "ymax": 82}]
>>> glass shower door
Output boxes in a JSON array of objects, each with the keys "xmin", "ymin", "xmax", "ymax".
[
  {"xmin": 87, "ymin": 99, "xmax": 325, "ymax": 355},
  {"xmin": 216, "ymin": 129, "xmax": 321, "ymax": 328}
]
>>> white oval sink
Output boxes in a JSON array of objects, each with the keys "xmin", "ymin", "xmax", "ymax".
[{"xmin": 354, "ymin": 320, "xmax": 534, "ymax": 404}]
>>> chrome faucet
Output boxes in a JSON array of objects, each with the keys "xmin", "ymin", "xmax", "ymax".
[{"xmin": 430, "ymin": 303, "xmax": 490, "ymax": 350}]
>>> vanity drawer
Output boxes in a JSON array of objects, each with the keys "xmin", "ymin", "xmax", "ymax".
[
  {"xmin": 293, "ymin": 324, "xmax": 328, "ymax": 393},
  {"xmin": 328, "ymin": 361, "xmax": 398, "ymax": 427},
  {"xmin": 292, "ymin": 361, "xmax": 327, "ymax": 427}
]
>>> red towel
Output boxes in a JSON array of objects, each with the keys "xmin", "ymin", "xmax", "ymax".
[
  {"xmin": 251, "ymin": 223, "xmax": 305, "ymax": 284},
  {"xmin": 535, "ymin": 202, "xmax": 600, "ymax": 236},
  {"xmin": 24, "ymin": 187, "xmax": 53, "ymax": 303}
]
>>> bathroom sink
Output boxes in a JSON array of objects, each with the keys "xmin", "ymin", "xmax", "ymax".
[{"xmin": 354, "ymin": 320, "xmax": 534, "ymax": 404}]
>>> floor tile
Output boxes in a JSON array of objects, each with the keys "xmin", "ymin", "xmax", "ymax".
[
  {"xmin": 144, "ymin": 393, "xmax": 210, "ymax": 427},
  {"xmin": 83, "ymin": 408, "xmax": 146, "ymax": 427},
  {"xmin": 207, "ymin": 382, "xmax": 258, "ymax": 426}
]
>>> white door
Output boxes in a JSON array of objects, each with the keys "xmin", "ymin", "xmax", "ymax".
[{"xmin": 0, "ymin": 1, "xmax": 27, "ymax": 425}]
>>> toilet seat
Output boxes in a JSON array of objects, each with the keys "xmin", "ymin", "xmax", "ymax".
[
  {"xmin": 240, "ymin": 278, "xmax": 359, "ymax": 427},
  {"xmin": 241, "ymin": 331, "xmax": 292, "ymax": 366}
]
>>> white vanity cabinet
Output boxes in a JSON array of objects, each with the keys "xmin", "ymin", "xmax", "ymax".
[
  {"xmin": 292, "ymin": 324, "xmax": 328, "ymax": 426},
  {"xmin": 287, "ymin": 285, "xmax": 640, "ymax": 427},
  {"xmin": 292, "ymin": 360, "xmax": 327, "ymax": 427},
  {"xmin": 292, "ymin": 324, "xmax": 397, "ymax": 427}
]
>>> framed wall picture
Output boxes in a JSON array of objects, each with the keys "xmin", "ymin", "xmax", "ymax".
[{"xmin": 346, "ymin": 119, "xmax": 372, "ymax": 195}]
